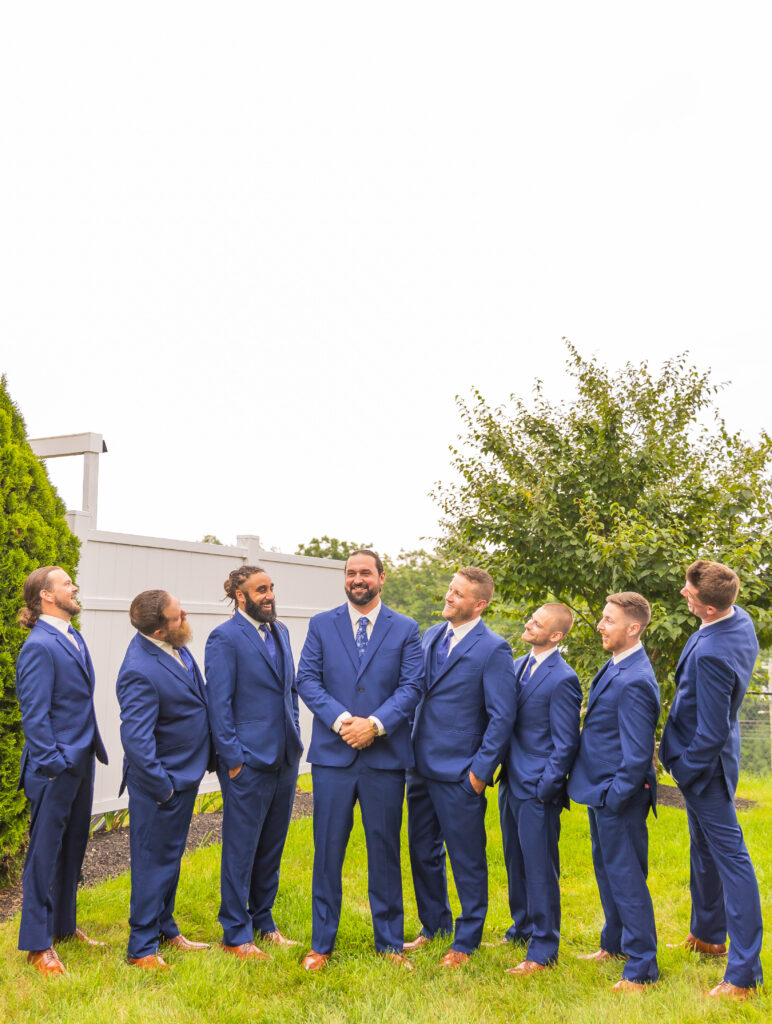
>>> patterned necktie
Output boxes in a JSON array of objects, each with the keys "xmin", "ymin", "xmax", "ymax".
[
  {"xmin": 437, "ymin": 627, "xmax": 454, "ymax": 667},
  {"xmin": 176, "ymin": 646, "xmax": 195, "ymax": 673},
  {"xmin": 355, "ymin": 616, "xmax": 370, "ymax": 660},
  {"xmin": 260, "ymin": 624, "xmax": 279, "ymax": 667},
  {"xmin": 521, "ymin": 655, "xmax": 537, "ymax": 685}
]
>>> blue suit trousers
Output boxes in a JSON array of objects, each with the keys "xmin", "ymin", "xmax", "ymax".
[
  {"xmin": 311, "ymin": 762, "xmax": 405, "ymax": 955},
  {"xmin": 682, "ymin": 774, "xmax": 763, "ymax": 988},
  {"xmin": 588, "ymin": 790, "xmax": 658, "ymax": 983},
  {"xmin": 498, "ymin": 782, "xmax": 562, "ymax": 963},
  {"xmin": 217, "ymin": 760, "xmax": 298, "ymax": 946},
  {"xmin": 406, "ymin": 769, "xmax": 488, "ymax": 953},
  {"xmin": 18, "ymin": 762, "xmax": 94, "ymax": 951},
  {"xmin": 127, "ymin": 781, "xmax": 198, "ymax": 958}
]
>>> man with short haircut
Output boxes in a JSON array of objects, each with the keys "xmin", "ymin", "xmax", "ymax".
[
  {"xmin": 659, "ymin": 560, "xmax": 763, "ymax": 1000},
  {"xmin": 568, "ymin": 592, "xmax": 660, "ymax": 992},
  {"xmin": 499, "ymin": 603, "xmax": 581, "ymax": 976},
  {"xmin": 116, "ymin": 590, "xmax": 214, "ymax": 969},
  {"xmin": 405, "ymin": 567, "xmax": 517, "ymax": 967},
  {"xmin": 15, "ymin": 566, "xmax": 108, "ymax": 976},
  {"xmin": 297, "ymin": 550, "xmax": 423, "ymax": 970},
  {"xmin": 206, "ymin": 566, "xmax": 303, "ymax": 961}
]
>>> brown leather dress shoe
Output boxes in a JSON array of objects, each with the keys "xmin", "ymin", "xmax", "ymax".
[
  {"xmin": 301, "ymin": 950, "xmax": 330, "ymax": 971},
  {"xmin": 612, "ymin": 978, "xmax": 647, "ymax": 993},
  {"xmin": 126, "ymin": 954, "xmax": 171, "ymax": 970},
  {"xmin": 53, "ymin": 928, "xmax": 105, "ymax": 947},
  {"xmin": 260, "ymin": 930, "xmax": 299, "ymax": 947},
  {"xmin": 222, "ymin": 941, "xmax": 271, "ymax": 961},
  {"xmin": 667, "ymin": 933, "xmax": 727, "ymax": 957},
  {"xmin": 27, "ymin": 948, "xmax": 68, "ymax": 976},
  {"xmin": 439, "ymin": 949, "xmax": 471, "ymax": 968},
  {"xmin": 576, "ymin": 948, "xmax": 625, "ymax": 962},
  {"xmin": 162, "ymin": 934, "xmax": 211, "ymax": 951},
  {"xmin": 506, "ymin": 959, "xmax": 550, "ymax": 976},
  {"xmin": 402, "ymin": 935, "xmax": 430, "ymax": 952},
  {"xmin": 379, "ymin": 951, "xmax": 415, "ymax": 970},
  {"xmin": 706, "ymin": 980, "xmax": 757, "ymax": 1001}
]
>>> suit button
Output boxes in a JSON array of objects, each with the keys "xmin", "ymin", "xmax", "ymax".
[{"xmin": 358, "ymin": 686, "xmax": 365, "ymax": 692}]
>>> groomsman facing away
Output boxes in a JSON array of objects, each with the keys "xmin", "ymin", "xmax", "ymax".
[{"xmin": 659, "ymin": 560, "xmax": 763, "ymax": 1001}]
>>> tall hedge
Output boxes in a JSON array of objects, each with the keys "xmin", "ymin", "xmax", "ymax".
[{"xmin": 0, "ymin": 375, "xmax": 80, "ymax": 877}]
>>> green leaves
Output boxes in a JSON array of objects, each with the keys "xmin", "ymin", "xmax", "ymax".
[{"xmin": 435, "ymin": 343, "xmax": 772, "ymax": 706}]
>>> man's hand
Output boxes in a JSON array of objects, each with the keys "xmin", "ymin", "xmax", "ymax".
[
  {"xmin": 339, "ymin": 716, "xmax": 376, "ymax": 750},
  {"xmin": 468, "ymin": 770, "xmax": 486, "ymax": 795},
  {"xmin": 229, "ymin": 763, "xmax": 244, "ymax": 779}
]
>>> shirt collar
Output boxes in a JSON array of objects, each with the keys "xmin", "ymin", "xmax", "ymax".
[
  {"xmin": 238, "ymin": 607, "xmax": 272, "ymax": 633},
  {"xmin": 529, "ymin": 645, "xmax": 557, "ymax": 667},
  {"xmin": 39, "ymin": 614, "xmax": 71, "ymax": 635},
  {"xmin": 446, "ymin": 616, "xmax": 480, "ymax": 642},
  {"xmin": 348, "ymin": 600, "xmax": 381, "ymax": 628},
  {"xmin": 700, "ymin": 607, "xmax": 735, "ymax": 629},
  {"xmin": 613, "ymin": 640, "xmax": 643, "ymax": 664}
]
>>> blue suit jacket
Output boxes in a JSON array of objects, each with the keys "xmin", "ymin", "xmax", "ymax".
[
  {"xmin": 412, "ymin": 620, "xmax": 517, "ymax": 784},
  {"xmin": 116, "ymin": 633, "xmax": 214, "ymax": 802},
  {"xmin": 659, "ymin": 605, "xmax": 758, "ymax": 797},
  {"xmin": 206, "ymin": 612, "xmax": 303, "ymax": 773},
  {"xmin": 567, "ymin": 646, "xmax": 660, "ymax": 814},
  {"xmin": 297, "ymin": 602, "xmax": 424, "ymax": 770},
  {"xmin": 502, "ymin": 648, "xmax": 582, "ymax": 807},
  {"xmin": 16, "ymin": 619, "xmax": 107, "ymax": 787}
]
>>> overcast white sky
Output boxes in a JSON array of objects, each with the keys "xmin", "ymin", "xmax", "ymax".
[{"xmin": 2, "ymin": 3, "xmax": 771, "ymax": 557}]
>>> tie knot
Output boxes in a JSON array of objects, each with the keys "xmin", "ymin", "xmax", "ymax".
[
  {"xmin": 358, "ymin": 617, "xmax": 369, "ymax": 628},
  {"xmin": 260, "ymin": 623, "xmax": 270, "ymax": 635}
]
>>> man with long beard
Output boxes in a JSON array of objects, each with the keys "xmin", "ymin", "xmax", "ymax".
[
  {"xmin": 297, "ymin": 550, "xmax": 424, "ymax": 970},
  {"xmin": 206, "ymin": 566, "xmax": 303, "ymax": 961},
  {"xmin": 116, "ymin": 590, "xmax": 214, "ymax": 969}
]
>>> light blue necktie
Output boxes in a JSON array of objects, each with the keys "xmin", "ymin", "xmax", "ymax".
[{"xmin": 355, "ymin": 617, "xmax": 369, "ymax": 660}]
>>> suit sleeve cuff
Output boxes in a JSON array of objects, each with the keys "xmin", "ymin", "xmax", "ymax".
[{"xmin": 332, "ymin": 711, "xmax": 352, "ymax": 734}]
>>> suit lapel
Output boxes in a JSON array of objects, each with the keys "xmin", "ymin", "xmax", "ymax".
[
  {"xmin": 138, "ymin": 634, "xmax": 205, "ymax": 701},
  {"xmin": 431, "ymin": 620, "xmax": 485, "ymax": 686},
  {"xmin": 235, "ymin": 612, "xmax": 281, "ymax": 681},
  {"xmin": 333, "ymin": 606, "xmax": 361, "ymax": 672},
  {"xmin": 587, "ymin": 658, "xmax": 617, "ymax": 710},
  {"xmin": 675, "ymin": 629, "xmax": 702, "ymax": 682},
  {"xmin": 518, "ymin": 650, "xmax": 558, "ymax": 708},
  {"xmin": 357, "ymin": 607, "xmax": 393, "ymax": 678}
]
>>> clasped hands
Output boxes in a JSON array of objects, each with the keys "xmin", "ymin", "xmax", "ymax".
[{"xmin": 339, "ymin": 716, "xmax": 375, "ymax": 750}]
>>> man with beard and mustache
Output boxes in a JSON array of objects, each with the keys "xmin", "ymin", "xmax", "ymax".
[
  {"xmin": 15, "ymin": 566, "xmax": 108, "ymax": 976},
  {"xmin": 116, "ymin": 590, "xmax": 215, "ymax": 969},
  {"xmin": 296, "ymin": 550, "xmax": 424, "ymax": 971},
  {"xmin": 205, "ymin": 566, "xmax": 303, "ymax": 961}
]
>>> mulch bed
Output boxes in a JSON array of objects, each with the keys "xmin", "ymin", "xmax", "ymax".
[
  {"xmin": 657, "ymin": 783, "xmax": 755, "ymax": 811},
  {"xmin": 0, "ymin": 789, "xmax": 313, "ymax": 924}
]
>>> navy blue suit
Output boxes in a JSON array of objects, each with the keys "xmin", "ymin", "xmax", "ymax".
[
  {"xmin": 116, "ymin": 633, "xmax": 213, "ymax": 958},
  {"xmin": 206, "ymin": 611, "xmax": 303, "ymax": 946},
  {"xmin": 567, "ymin": 646, "xmax": 660, "ymax": 983},
  {"xmin": 659, "ymin": 606, "xmax": 763, "ymax": 989},
  {"xmin": 297, "ymin": 602, "xmax": 423, "ymax": 954},
  {"xmin": 407, "ymin": 620, "xmax": 517, "ymax": 953},
  {"xmin": 15, "ymin": 619, "xmax": 107, "ymax": 951},
  {"xmin": 498, "ymin": 648, "xmax": 581, "ymax": 963}
]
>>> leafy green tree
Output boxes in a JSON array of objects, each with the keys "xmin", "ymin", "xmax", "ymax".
[
  {"xmin": 0, "ymin": 377, "xmax": 81, "ymax": 877},
  {"xmin": 296, "ymin": 536, "xmax": 373, "ymax": 560},
  {"xmin": 199, "ymin": 534, "xmax": 223, "ymax": 545},
  {"xmin": 381, "ymin": 550, "xmax": 450, "ymax": 631},
  {"xmin": 435, "ymin": 343, "xmax": 772, "ymax": 709}
]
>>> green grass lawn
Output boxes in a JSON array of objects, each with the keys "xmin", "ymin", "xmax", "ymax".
[{"xmin": 1, "ymin": 775, "xmax": 769, "ymax": 1024}]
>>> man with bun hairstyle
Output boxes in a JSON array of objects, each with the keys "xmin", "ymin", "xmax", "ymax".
[
  {"xmin": 499, "ymin": 602, "xmax": 581, "ymax": 977},
  {"xmin": 568, "ymin": 592, "xmax": 660, "ymax": 992},
  {"xmin": 15, "ymin": 566, "xmax": 108, "ymax": 976},
  {"xmin": 116, "ymin": 590, "xmax": 214, "ymax": 969},
  {"xmin": 660, "ymin": 560, "xmax": 763, "ymax": 1000},
  {"xmin": 206, "ymin": 566, "xmax": 303, "ymax": 961}
]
